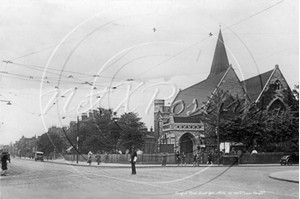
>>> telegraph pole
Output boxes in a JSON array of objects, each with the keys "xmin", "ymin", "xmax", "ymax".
[
  {"xmin": 217, "ymin": 110, "xmax": 220, "ymax": 166},
  {"xmin": 76, "ymin": 116, "xmax": 79, "ymax": 164},
  {"xmin": 216, "ymin": 89, "xmax": 223, "ymax": 166}
]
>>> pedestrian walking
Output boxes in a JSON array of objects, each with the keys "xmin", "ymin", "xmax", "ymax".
[
  {"xmin": 176, "ymin": 151, "xmax": 181, "ymax": 166},
  {"xmin": 105, "ymin": 152, "xmax": 109, "ymax": 163},
  {"xmin": 207, "ymin": 151, "xmax": 212, "ymax": 164},
  {"xmin": 87, "ymin": 151, "xmax": 92, "ymax": 166},
  {"xmin": 95, "ymin": 152, "xmax": 101, "ymax": 165},
  {"xmin": 181, "ymin": 152, "xmax": 186, "ymax": 166},
  {"xmin": 130, "ymin": 147, "xmax": 137, "ymax": 175},
  {"xmin": 193, "ymin": 152, "xmax": 197, "ymax": 166},
  {"xmin": 1, "ymin": 152, "xmax": 8, "ymax": 176},
  {"xmin": 196, "ymin": 146, "xmax": 202, "ymax": 166},
  {"xmin": 162, "ymin": 153, "xmax": 167, "ymax": 166},
  {"xmin": 196, "ymin": 152, "xmax": 202, "ymax": 166}
]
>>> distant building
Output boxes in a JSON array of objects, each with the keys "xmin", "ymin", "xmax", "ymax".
[
  {"xmin": 154, "ymin": 28, "xmax": 294, "ymax": 154},
  {"xmin": 17, "ymin": 135, "xmax": 38, "ymax": 157}
]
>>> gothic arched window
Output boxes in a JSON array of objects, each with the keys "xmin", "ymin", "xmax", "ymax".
[
  {"xmin": 268, "ymin": 98, "xmax": 286, "ymax": 111},
  {"xmin": 274, "ymin": 80, "xmax": 282, "ymax": 90}
]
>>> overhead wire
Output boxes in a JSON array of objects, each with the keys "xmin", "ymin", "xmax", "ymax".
[
  {"xmin": 99, "ymin": 1, "xmax": 204, "ymax": 75},
  {"xmin": 1, "ymin": 37, "xmax": 293, "ymax": 98},
  {"xmin": 1, "ymin": 0, "xmax": 289, "ymax": 93},
  {"xmin": 132, "ymin": 0, "xmax": 287, "ymax": 80},
  {"xmin": 239, "ymin": 46, "xmax": 298, "ymax": 68},
  {"xmin": 10, "ymin": 35, "xmax": 90, "ymax": 61},
  {"xmin": 1, "ymin": 39, "xmax": 294, "ymax": 100},
  {"xmin": 42, "ymin": 1, "xmax": 206, "ymax": 124},
  {"xmin": 221, "ymin": 0, "xmax": 285, "ymax": 32},
  {"xmin": 9, "ymin": 62, "xmax": 130, "ymax": 85},
  {"xmin": 0, "ymin": 0, "xmax": 290, "ymax": 118}
]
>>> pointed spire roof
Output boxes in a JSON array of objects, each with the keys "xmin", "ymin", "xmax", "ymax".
[{"xmin": 207, "ymin": 29, "xmax": 230, "ymax": 79}]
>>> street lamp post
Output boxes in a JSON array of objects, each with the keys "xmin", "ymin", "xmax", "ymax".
[{"xmin": 111, "ymin": 113, "xmax": 120, "ymax": 153}]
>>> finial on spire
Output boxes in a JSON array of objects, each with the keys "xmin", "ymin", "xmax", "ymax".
[{"xmin": 219, "ymin": 23, "xmax": 221, "ymax": 29}]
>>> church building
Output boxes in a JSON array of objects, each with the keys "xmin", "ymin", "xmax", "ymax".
[{"xmin": 153, "ymin": 29, "xmax": 293, "ymax": 154}]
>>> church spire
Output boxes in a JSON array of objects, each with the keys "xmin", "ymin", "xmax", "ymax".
[{"xmin": 207, "ymin": 28, "xmax": 230, "ymax": 79}]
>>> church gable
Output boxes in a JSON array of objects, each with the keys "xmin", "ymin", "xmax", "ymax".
[{"xmin": 257, "ymin": 65, "xmax": 293, "ymax": 110}]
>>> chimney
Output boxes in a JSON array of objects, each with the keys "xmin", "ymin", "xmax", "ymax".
[
  {"xmin": 70, "ymin": 121, "xmax": 76, "ymax": 127},
  {"xmin": 154, "ymin": 99, "xmax": 165, "ymax": 113},
  {"xmin": 81, "ymin": 113, "xmax": 88, "ymax": 120},
  {"xmin": 88, "ymin": 110, "xmax": 93, "ymax": 118}
]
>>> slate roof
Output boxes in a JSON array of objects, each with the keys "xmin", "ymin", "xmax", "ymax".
[
  {"xmin": 172, "ymin": 70, "xmax": 227, "ymax": 117},
  {"xmin": 241, "ymin": 69, "xmax": 273, "ymax": 102}
]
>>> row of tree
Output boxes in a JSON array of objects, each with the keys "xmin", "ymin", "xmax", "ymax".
[{"xmin": 37, "ymin": 110, "xmax": 147, "ymax": 155}]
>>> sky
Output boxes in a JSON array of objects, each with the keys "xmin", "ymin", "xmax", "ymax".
[{"xmin": 0, "ymin": 0, "xmax": 298, "ymax": 145}]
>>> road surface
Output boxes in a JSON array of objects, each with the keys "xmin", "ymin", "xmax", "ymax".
[{"xmin": 0, "ymin": 158, "xmax": 298, "ymax": 199}]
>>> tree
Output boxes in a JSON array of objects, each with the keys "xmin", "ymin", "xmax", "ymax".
[
  {"xmin": 38, "ymin": 132, "xmax": 63, "ymax": 156},
  {"xmin": 198, "ymin": 86, "xmax": 299, "ymax": 153},
  {"xmin": 197, "ymin": 89, "xmax": 258, "ymax": 149},
  {"xmin": 255, "ymin": 107, "xmax": 298, "ymax": 152},
  {"xmin": 72, "ymin": 109, "xmax": 147, "ymax": 154},
  {"xmin": 117, "ymin": 112, "xmax": 146, "ymax": 153},
  {"xmin": 257, "ymin": 85, "xmax": 299, "ymax": 152},
  {"xmin": 78, "ymin": 109, "xmax": 117, "ymax": 154}
]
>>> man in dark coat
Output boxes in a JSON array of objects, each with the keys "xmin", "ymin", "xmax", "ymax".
[
  {"xmin": 95, "ymin": 153, "xmax": 101, "ymax": 165},
  {"xmin": 176, "ymin": 151, "xmax": 181, "ymax": 166},
  {"xmin": 207, "ymin": 151, "xmax": 212, "ymax": 164},
  {"xmin": 162, "ymin": 153, "xmax": 167, "ymax": 166},
  {"xmin": 130, "ymin": 147, "xmax": 137, "ymax": 175},
  {"xmin": 1, "ymin": 153, "xmax": 8, "ymax": 176}
]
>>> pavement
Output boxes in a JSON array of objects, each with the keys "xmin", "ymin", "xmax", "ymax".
[
  {"xmin": 9, "ymin": 157, "xmax": 286, "ymax": 168},
  {"xmin": 268, "ymin": 170, "xmax": 299, "ymax": 183},
  {"xmin": 2, "ymin": 158, "xmax": 298, "ymax": 199}
]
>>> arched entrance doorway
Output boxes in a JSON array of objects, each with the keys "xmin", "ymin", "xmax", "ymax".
[{"xmin": 179, "ymin": 133, "xmax": 195, "ymax": 154}]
